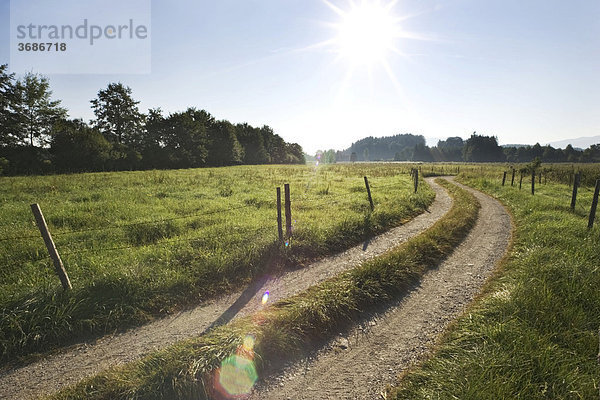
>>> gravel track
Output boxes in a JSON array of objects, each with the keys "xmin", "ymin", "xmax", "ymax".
[
  {"xmin": 0, "ymin": 178, "xmax": 451, "ymax": 400},
  {"xmin": 249, "ymin": 178, "xmax": 512, "ymax": 400}
]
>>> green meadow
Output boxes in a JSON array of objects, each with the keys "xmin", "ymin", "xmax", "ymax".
[
  {"xmin": 0, "ymin": 163, "xmax": 434, "ymax": 364},
  {"xmin": 48, "ymin": 178, "xmax": 479, "ymax": 400},
  {"xmin": 392, "ymin": 164, "xmax": 600, "ymax": 399}
]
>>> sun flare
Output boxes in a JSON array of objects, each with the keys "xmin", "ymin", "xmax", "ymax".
[
  {"xmin": 334, "ymin": 1, "xmax": 399, "ymax": 66},
  {"xmin": 314, "ymin": 0, "xmax": 430, "ymax": 97}
]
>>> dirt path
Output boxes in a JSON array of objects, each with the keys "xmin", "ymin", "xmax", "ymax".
[
  {"xmin": 0, "ymin": 178, "xmax": 451, "ymax": 400},
  {"xmin": 249, "ymin": 179, "xmax": 512, "ymax": 400}
]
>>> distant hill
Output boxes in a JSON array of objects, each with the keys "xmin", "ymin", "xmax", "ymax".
[
  {"xmin": 547, "ymin": 136, "xmax": 600, "ymax": 149},
  {"xmin": 336, "ymin": 134, "xmax": 425, "ymax": 161}
]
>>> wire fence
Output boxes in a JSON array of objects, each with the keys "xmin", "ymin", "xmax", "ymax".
[
  {"xmin": 1, "ymin": 174, "xmax": 421, "ymax": 273},
  {"xmin": 0, "ymin": 203, "xmax": 260, "ymax": 242},
  {"xmin": 496, "ymin": 169, "xmax": 600, "ymax": 226},
  {"xmin": 59, "ymin": 224, "xmax": 274, "ymax": 258}
]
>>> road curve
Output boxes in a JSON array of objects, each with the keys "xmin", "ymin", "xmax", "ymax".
[
  {"xmin": 0, "ymin": 178, "xmax": 451, "ymax": 400},
  {"xmin": 249, "ymin": 178, "xmax": 512, "ymax": 400}
]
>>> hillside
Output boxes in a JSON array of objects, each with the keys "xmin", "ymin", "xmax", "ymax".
[
  {"xmin": 335, "ymin": 133, "xmax": 426, "ymax": 161},
  {"xmin": 547, "ymin": 135, "xmax": 600, "ymax": 149}
]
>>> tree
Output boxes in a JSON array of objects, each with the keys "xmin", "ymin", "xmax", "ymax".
[
  {"xmin": 412, "ymin": 143, "xmax": 433, "ymax": 161},
  {"xmin": 50, "ymin": 119, "xmax": 111, "ymax": 172},
  {"xmin": 140, "ymin": 108, "xmax": 170, "ymax": 169},
  {"xmin": 261, "ymin": 126, "xmax": 287, "ymax": 163},
  {"xmin": 207, "ymin": 120, "xmax": 243, "ymax": 166},
  {"xmin": 564, "ymin": 144, "xmax": 580, "ymax": 162},
  {"xmin": 318, "ymin": 149, "xmax": 336, "ymax": 164},
  {"xmin": 12, "ymin": 72, "xmax": 67, "ymax": 147},
  {"xmin": 286, "ymin": 143, "xmax": 305, "ymax": 164},
  {"xmin": 436, "ymin": 137, "xmax": 464, "ymax": 161},
  {"xmin": 91, "ymin": 83, "xmax": 143, "ymax": 146},
  {"xmin": 0, "ymin": 64, "xmax": 19, "ymax": 147},
  {"xmin": 235, "ymin": 123, "xmax": 269, "ymax": 164},
  {"xmin": 350, "ymin": 152, "xmax": 358, "ymax": 162},
  {"xmin": 161, "ymin": 108, "xmax": 210, "ymax": 168},
  {"xmin": 463, "ymin": 133, "xmax": 504, "ymax": 162}
]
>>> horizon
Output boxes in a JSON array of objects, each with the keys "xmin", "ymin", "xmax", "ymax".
[{"xmin": 1, "ymin": 0, "xmax": 598, "ymax": 154}]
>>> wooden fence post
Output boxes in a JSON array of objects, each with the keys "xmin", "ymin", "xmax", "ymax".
[
  {"xmin": 531, "ymin": 170, "xmax": 535, "ymax": 195},
  {"xmin": 364, "ymin": 176, "xmax": 374, "ymax": 211},
  {"xmin": 511, "ymin": 169, "xmax": 515, "ymax": 186},
  {"xmin": 414, "ymin": 168, "xmax": 419, "ymax": 193},
  {"xmin": 570, "ymin": 173, "xmax": 580, "ymax": 211},
  {"xmin": 30, "ymin": 203, "xmax": 72, "ymax": 290},
  {"xmin": 519, "ymin": 173, "xmax": 523, "ymax": 190},
  {"xmin": 502, "ymin": 171, "xmax": 507, "ymax": 186},
  {"xmin": 276, "ymin": 187, "xmax": 283, "ymax": 241},
  {"xmin": 284, "ymin": 184, "xmax": 292, "ymax": 237},
  {"xmin": 587, "ymin": 179, "xmax": 600, "ymax": 229}
]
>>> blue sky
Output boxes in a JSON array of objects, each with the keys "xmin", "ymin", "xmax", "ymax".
[{"xmin": 1, "ymin": 0, "xmax": 599, "ymax": 153}]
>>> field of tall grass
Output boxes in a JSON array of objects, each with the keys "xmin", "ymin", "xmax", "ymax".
[
  {"xmin": 0, "ymin": 163, "xmax": 434, "ymax": 365},
  {"xmin": 391, "ymin": 164, "xmax": 600, "ymax": 399},
  {"xmin": 48, "ymin": 178, "xmax": 480, "ymax": 400}
]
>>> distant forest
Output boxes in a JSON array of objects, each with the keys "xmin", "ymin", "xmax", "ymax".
[
  {"xmin": 319, "ymin": 133, "xmax": 600, "ymax": 164},
  {"xmin": 0, "ymin": 64, "xmax": 305, "ymax": 176}
]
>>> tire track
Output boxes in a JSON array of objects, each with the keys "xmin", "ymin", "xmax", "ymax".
[
  {"xmin": 249, "ymin": 178, "xmax": 512, "ymax": 400},
  {"xmin": 0, "ymin": 178, "xmax": 451, "ymax": 400}
]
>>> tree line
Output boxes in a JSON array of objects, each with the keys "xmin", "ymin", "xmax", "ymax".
[
  {"xmin": 0, "ymin": 64, "xmax": 305, "ymax": 175},
  {"xmin": 319, "ymin": 133, "xmax": 600, "ymax": 164}
]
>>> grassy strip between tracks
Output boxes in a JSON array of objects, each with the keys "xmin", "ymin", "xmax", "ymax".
[
  {"xmin": 48, "ymin": 179, "xmax": 478, "ymax": 400},
  {"xmin": 390, "ymin": 174, "xmax": 600, "ymax": 399}
]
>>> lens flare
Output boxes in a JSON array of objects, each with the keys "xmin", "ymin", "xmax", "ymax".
[
  {"xmin": 215, "ymin": 354, "xmax": 258, "ymax": 397},
  {"xmin": 243, "ymin": 334, "xmax": 256, "ymax": 351},
  {"xmin": 213, "ymin": 334, "xmax": 259, "ymax": 398},
  {"xmin": 261, "ymin": 291, "xmax": 269, "ymax": 304}
]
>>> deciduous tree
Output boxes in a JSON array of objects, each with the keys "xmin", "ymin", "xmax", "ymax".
[
  {"xmin": 13, "ymin": 72, "xmax": 67, "ymax": 147},
  {"xmin": 91, "ymin": 83, "xmax": 143, "ymax": 146}
]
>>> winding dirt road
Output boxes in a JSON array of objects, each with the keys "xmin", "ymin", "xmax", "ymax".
[
  {"xmin": 0, "ymin": 178, "xmax": 451, "ymax": 400},
  {"xmin": 249, "ymin": 179, "xmax": 512, "ymax": 400}
]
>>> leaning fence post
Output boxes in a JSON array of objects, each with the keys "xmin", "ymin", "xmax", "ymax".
[
  {"xmin": 502, "ymin": 171, "xmax": 507, "ymax": 186},
  {"xmin": 276, "ymin": 187, "xmax": 283, "ymax": 241},
  {"xmin": 284, "ymin": 184, "xmax": 292, "ymax": 237},
  {"xmin": 587, "ymin": 180, "xmax": 600, "ymax": 229},
  {"xmin": 531, "ymin": 170, "xmax": 535, "ymax": 195},
  {"xmin": 364, "ymin": 176, "xmax": 374, "ymax": 211},
  {"xmin": 570, "ymin": 173, "xmax": 580, "ymax": 211},
  {"xmin": 511, "ymin": 169, "xmax": 515, "ymax": 186},
  {"xmin": 30, "ymin": 203, "xmax": 72, "ymax": 290}
]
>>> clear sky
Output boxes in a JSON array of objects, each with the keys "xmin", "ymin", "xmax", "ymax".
[{"xmin": 1, "ymin": 0, "xmax": 599, "ymax": 154}]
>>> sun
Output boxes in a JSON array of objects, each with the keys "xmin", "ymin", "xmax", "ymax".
[{"xmin": 327, "ymin": 0, "xmax": 402, "ymax": 67}]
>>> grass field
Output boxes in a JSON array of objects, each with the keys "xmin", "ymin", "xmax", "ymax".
[
  {"xmin": 0, "ymin": 163, "xmax": 434, "ymax": 364},
  {"xmin": 48, "ymin": 178, "xmax": 479, "ymax": 400},
  {"xmin": 391, "ymin": 165, "xmax": 600, "ymax": 399}
]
